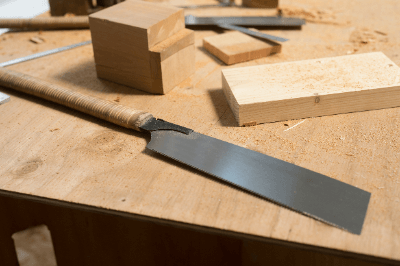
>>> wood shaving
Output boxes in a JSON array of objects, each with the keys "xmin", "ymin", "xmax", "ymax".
[
  {"xmin": 30, "ymin": 36, "xmax": 45, "ymax": 44},
  {"xmin": 284, "ymin": 120, "xmax": 306, "ymax": 132}
]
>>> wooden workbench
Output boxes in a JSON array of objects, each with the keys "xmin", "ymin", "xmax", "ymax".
[{"xmin": 0, "ymin": 0, "xmax": 399, "ymax": 265}]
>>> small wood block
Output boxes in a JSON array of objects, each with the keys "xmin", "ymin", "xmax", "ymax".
[
  {"xmin": 203, "ymin": 31, "xmax": 281, "ymax": 65},
  {"xmin": 242, "ymin": 0, "xmax": 279, "ymax": 8},
  {"xmin": 222, "ymin": 52, "xmax": 400, "ymax": 126},
  {"xmin": 150, "ymin": 29, "xmax": 195, "ymax": 94},
  {"xmin": 95, "ymin": 29, "xmax": 195, "ymax": 94}
]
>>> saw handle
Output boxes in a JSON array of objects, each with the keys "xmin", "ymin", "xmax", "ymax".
[
  {"xmin": 0, "ymin": 68, "xmax": 153, "ymax": 132},
  {"xmin": 0, "ymin": 17, "xmax": 89, "ymax": 29}
]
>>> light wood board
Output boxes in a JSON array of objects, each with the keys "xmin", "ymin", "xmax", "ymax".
[
  {"xmin": 203, "ymin": 31, "xmax": 281, "ymax": 65},
  {"xmin": 222, "ymin": 52, "xmax": 400, "ymax": 126},
  {"xmin": 1, "ymin": 0, "xmax": 400, "ymax": 264}
]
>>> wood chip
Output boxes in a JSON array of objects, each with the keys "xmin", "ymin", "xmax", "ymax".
[{"xmin": 30, "ymin": 36, "xmax": 45, "ymax": 44}]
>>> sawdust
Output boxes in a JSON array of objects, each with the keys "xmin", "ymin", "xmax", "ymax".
[
  {"xmin": 350, "ymin": 28, "xmax": 389, "ymax": 46},
  {"xmin": 177, "ymin": 76, "xmax": 193, "ymax": 89},
  {"xmin": 278, "ymin": 5, "xmax": 343, "ymax": 25}
]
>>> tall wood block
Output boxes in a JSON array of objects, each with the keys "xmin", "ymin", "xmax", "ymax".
[
  {"xmin": 89, "ymin": 0, "xmax": 192, "ymax": 94},
  {"xmin": 222, "ymin": 52, "xmax": 400, "ymax": 126},
  {"xmin": 94, "ymin": 28, "xmax": 195, "ymax": 94}
]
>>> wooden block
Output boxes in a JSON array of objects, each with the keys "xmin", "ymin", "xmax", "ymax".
[
  {"xmin": 49, "ymin": 0, "xmax": 92, "ymax": 16},
  {"xmin": 203, "ymin": 31, "xmax": 281, "ymax": 65},
  {"xmin": 89, "ymin": 0, "xmax": 193, "ymax": 94},
  {"xmin": 242, "ymin": 0, "xmax": 279, "ymax": 8},
  {"xmin": 150, "ymin": 29, "xmax": 195, "ymax": 93},
  {"xmin": 96, "ymin": 29, "xmax": 195, "ymax": 94},
  {"xmin": 89, "ymin": 0, "xmax": 184, "ymax": 50},
  {"xmin": 95, "ymin": 64, "xmax": 162, "ymax": 94},
  {"xmin": 89, "ymin": 0, "xmax": 184, "ymax": 79},
  {"xmin": 222, "ymin": 52, "xmax": 400, "ymax": 126}
]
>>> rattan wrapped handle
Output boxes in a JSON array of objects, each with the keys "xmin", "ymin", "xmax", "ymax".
[
  {"xmin": 0, "ymin": 68, "xmax": 153, "ymax": 131},
  {"xmin": 0, "ymin": 17, "xmax": 89, "ymax": 29}
]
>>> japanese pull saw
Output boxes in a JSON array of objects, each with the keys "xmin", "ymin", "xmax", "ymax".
[{"xmin": 0, "ymin": 68, "xmax": 371, "ymax": 234}]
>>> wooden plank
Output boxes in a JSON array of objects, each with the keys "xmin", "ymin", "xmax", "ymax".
[
  {"xmin": 203, "ymin": 31, "xmax": 281, "ymax": 65},
  {"xmin": 222, "ymin": 52, "xmax": 400, "ymax": 126}
]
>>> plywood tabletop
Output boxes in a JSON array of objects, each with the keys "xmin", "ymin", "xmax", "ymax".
[{"xmin": 0, "ymin": 0, "xmax": 400, "ymax": 263}]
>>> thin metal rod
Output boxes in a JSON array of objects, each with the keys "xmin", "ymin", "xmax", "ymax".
[
  {"xmin": 217, "ymin": 23, "xmax": 289, "ymax": 42},
  {"xmin": 0, "ymin": 40, "xmax": 92, "ymax": 67}
]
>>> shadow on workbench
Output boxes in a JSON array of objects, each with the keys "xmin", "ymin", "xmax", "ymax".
[{"xmin": 208, "ymin": 88, "xmax": 237, "ymax": 127}]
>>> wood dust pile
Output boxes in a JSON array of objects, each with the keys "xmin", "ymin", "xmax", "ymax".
[{"xmin": 278, "ymin": 5, "xmax": 341, "ymax": 25}]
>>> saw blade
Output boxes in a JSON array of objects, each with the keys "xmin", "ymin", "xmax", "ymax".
[{"xmin": 146, "ymin": 130, "xmax": 371, "ymax": 234}]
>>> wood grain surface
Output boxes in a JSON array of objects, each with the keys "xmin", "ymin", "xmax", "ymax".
[
  {"xmin": 0, "ymin": 0, "xmax": 400, "ymax": 263},
  {"xmin": 203, "ymin": 31, "xmax": 281, "ymax": 65},
  {"xmin": 222, "ymin": 52, "xmax": 400, "ymax": 125},
  {"xmin": 89, "ymin": 0, "xmax": 184, "ymax": 49}
]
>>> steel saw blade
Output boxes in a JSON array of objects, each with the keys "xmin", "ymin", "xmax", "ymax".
[{"xmin": 146, "ymin": 130, "xmax": 371, "ymax": 235}]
